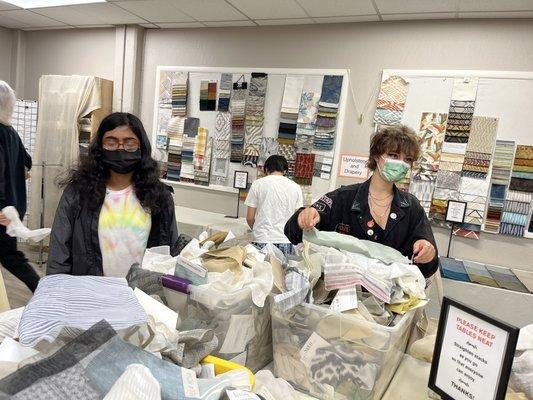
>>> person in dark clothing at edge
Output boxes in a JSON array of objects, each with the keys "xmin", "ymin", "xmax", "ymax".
[
  {"xmin": 47, "ymin": 112, "xmax": 180, "ymax": 277},
  {"xmin": 0, "ymin": 80, "xmax": 41, "ymax": 292},
  {"xmin": 285, "ymin": 125, "xmax": 438, "ymax": 278}
]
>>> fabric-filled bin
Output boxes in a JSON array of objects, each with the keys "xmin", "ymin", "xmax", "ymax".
[
  {"xmin": 271, "ymin": 301, "xmax": 417, "ymax": 400},
  {"xmin": 177, "ymin": 284, "xmax": 273, "ymax": 373}
]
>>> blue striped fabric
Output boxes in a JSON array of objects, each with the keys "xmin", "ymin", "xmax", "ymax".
[{"xmin": 18, "ymin": 275, "xmax": 147, "ymax": 347}]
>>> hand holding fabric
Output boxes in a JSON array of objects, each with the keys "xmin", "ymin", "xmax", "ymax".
[
  {"xmin": 297, "ymin": 207, "xmax": 320, "ymax": 230},
  {"xmin": 0, "ymin": 212, "xmax": 10, "ymax": 227},
  {"xmin": 413, "ymin": 240, "xmax": 435, "ymax": 264}
]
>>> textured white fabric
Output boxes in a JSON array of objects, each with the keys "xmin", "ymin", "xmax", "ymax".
[
  {"xmin": 2, "ymin": 206, "xmax": 50, "ymax": 242},
  {"xmin": 103, "ymin": 364, "xmax": 161, "ymax": 400},
  {"xmin": 245, "ymin": 175, "xmax": 303, "ymax": 243}
]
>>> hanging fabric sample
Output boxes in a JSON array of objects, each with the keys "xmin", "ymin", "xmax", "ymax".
[
  {"xmin": 295, "ymin": 91, "xmax": 320, "ymax": 153},
  {"xmin": 373, "ymin": 75, "xmax": 409, "ymax": 126},
  {"xmin": 313, "ymin": 154, "xmax": 333, "ymax": 180},
  {"xmin": 166, "ymin": 116, "xmax": 185, "ymax": 181},
  {"xmin": 499, "ymin": 190, "xmax": 532, "ymax": 237},
  {"xmin": 199, "ymin": 80, "xmax": 209, "ymax": 110},
  {"xmin": 243, "ymin": 73, "xmax": 268, "ymax": 167},
  {"xmin": 294, "ymin": 153, "xmax": 315, "ymax": 185},
  {"xmin": 443, "ymin": 78, "xmax": 478, "ymax": 143},
  {"xmin": 195, "ymin": 133, "xmax": 212, "ymax": 187},
  {"xmin": 199, "ymin": 81, "xmax": 216, "ymax": 111},
  {"xmin": 314, "ymin": 75, "xmax": 343, "ymax": 151},
  {"xmin": 211, "ymin": 112, "xmax": 231, "ymax": 185},
  {"xmin": 278, "ymin": 75, "xmax": 305, "ymax": 155},
  {"xmin": 179, "ymin": 117, "xmax": 199, "ymax": 182},
  {"xmin": 509, "ymin": 145, "xmax": 533, "ymax": 193},
  {"xmin": 217, "ymin": 73, "xmax": 232, "ymax": 112},
  {"xmin": 171, "ymin": 72, "xmax": 188, "ymax": 117},
  {"xmin": 258, "ymin": 137, "xmax": 279, "ymax": 168},
  {"xmin": 483, "ymin": 140, "xmax": 515, "ymax": 233},
  {"xmin": 230, "ymin": 80, "xmax": 247, "ymax": 162}
]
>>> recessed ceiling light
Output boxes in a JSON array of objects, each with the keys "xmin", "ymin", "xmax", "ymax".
[{"xmin": 2, "ymin": 0, "xmax": 106, "ymax": 9}]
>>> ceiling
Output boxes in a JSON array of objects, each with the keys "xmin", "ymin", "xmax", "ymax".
[{"xmin": 1, "ymin": 0, "xmax": 533, "ymax": 30}]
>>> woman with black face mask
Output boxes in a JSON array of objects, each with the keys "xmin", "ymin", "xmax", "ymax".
[{"xmin": 47, "ymin": 112, "xmax": 180, "ymax": 277}]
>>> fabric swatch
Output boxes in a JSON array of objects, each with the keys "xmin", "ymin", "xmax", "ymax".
[
  {"xmin": 294, "ymin": 153, "xmax": 315, "ymax": 186},
  {"xmin": 171, "ymin": 72, "xmax": 188, "ymax": 117},
  {"xmin": 373, "ymin": 75, "xmax": 409, "ymax": 126},
  {"xmin": 510, "ymin": 145, "xmax": 533, "ymax": 192},
  {"xmin": 243, "ymin": 73, "xmax": 268, "ymax": 167},
  {"xmin": 230, "ymin": 81, "xmax": 247, "ymax": 163},
  {"xmin": 463, "ymin": 260, "xmax": 499, "ymax": 287},
  {"xmin": 411, "ymin": 113, "xmax": 447, "ymax": 183},
  {"xmin": 217, "ymin": 73, "xmax": 232, "ymax": 112},
  {"xmin": 314, "ymin": 75, "xmax": 343, "ymax": 151},
  {"xmin": 277, "ymin": 75, "xmax": 304, "ymax": 161},
  {"xmin": 258, "ymin": 137, "xmax": 279, "ymax": 168},
  {"xmin": 444, "ymin": 78, "xmax": 478, "ymax": 143}
]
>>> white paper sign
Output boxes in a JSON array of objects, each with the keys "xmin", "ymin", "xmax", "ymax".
[
  {"xmin": 446, "ymin": 201, "xmax": 467, "ymax": 223},
  {"xmin": 329, "ymin": 287, "xmax": 358, "ymax": 312},
  {"xmin": 300, "ymin": 332, "xmax": 331, "ymax": 365},
  {"xmin": 226, "ymin": 389, "xmax": 262, "ymax": 400},
  {"xmin": 219, "ymin": 314, "xmax": 255, "ymax": 354},
  {"xmin": 338, "ymin": 154, "xmax": 370, "ymax": 179},
  {"xmin": 434, "ymin": 304, "xmax": 511, "ymax": 400},
  {"xmin": 234, "ymin": 171, "xmax": 248, "ymax": 189}
]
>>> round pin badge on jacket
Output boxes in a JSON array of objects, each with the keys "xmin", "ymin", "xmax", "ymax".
[
  {"xmin": 367, "ymin": 229, "xmax": 374, "ymax": 236},
  {"xmin": 390, "ymin": 213, "xmax": 397, "ymax": 219}
]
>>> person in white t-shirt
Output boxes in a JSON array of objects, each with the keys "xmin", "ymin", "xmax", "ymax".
[{"xmin": 245, "ymin": 155, "xmax": 303, "ymax": 255}]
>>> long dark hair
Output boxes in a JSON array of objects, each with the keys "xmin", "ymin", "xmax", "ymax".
[{"xmin": 60, "ymin": 112, "xmax": 167, "ymax": 214}]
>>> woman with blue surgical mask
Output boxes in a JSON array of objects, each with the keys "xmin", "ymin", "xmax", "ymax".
[{"xmin": 285, "ymin": 125, "xmax": 438, "ymax": 278}]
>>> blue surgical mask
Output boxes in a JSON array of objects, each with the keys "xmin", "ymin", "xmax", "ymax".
[{"xmin": 377, "ymin": 157, "xmax": 410, "ymax": 183}]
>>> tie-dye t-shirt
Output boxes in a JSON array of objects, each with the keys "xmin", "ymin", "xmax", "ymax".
[{"xmin": 98, "ymin": 186, "xmax": 151, "ymax": 277}]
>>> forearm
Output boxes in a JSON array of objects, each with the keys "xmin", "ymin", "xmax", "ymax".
[{"xmin": 284, "ymin": 207, "xmax": 305, "ymax": 245}]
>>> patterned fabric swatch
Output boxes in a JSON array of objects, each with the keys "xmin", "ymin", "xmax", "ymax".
[
  {"xmin": 195, "ymin": 135, "xmax": 212, "ymax": 186},
  {"xmin": 217, "ymin": 73, "xmax": 232, "ymax": 112},
  {"xmin": 193, "ymin": 127, "xmax": 207, "ymax": 169},
  {"xmin": 314, "ymin": 75, "xmax": 343, "ymax": 151},
  {"xmin": 295, "ymin": 91, "xmax": 320, "ymax": 153},
  {"xmin": 211, "ymin": 112, "xmax": 231, "ymax": 182},
  {"xmin": 243, "ymin": 73, "xmax": 268, "ymax": 167},
  {"xmin": 453, "ymin": 223, "xmax": 481, "ymax": 240},
  {"xmin": 373, "ymin": 76, "xmax": 409, "ymax": 126},
  {"xmin": 444, "ymin": 78, "xmax": 478, "ymax": 143},
  {"xmin": 258, "ymin": 137, "xmax": 279, "ymax": 168},
  {"xmin": 409, "ymin": 179, "xmax": 436, "ymax": 215},
  {"xmin": 499, "ymin": 190, "xmax": 532, "ymax": 237},
  {"xmin": 412, "ymin": 112, "xmax": 447, "ymax": 181},
  {"xmin": 230, "ymin": 81, "xmax": 247, "ymax": 162},
  {"xmin": 510, "ymin": 145, "xmax": 533, "ymax": 192},
  {"xmin": 180, "ymin": 117, "xmax": 199, "ymax": 182},
  {"xmin": 166, "ymin": 116, "xmax": 185, "ymax": 181},
  {"xmin": 278, "ymin": 75, "xmax": 304, "ymax": 151},
  {"xmin": 199, "ymin": 81, "xmax": 216, "ymax": 111},
  {"xmin": 171, "ymin": 72, "xmax": 188, "ymax": 117},
  {"xmin": 294, "ymin": 153, "xmax": 315, "ymax": 185}
]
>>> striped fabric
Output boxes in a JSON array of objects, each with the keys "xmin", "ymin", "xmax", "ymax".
[{"xmin": 18, "ymin": 275, "xmax": 147, "ymax": 347}]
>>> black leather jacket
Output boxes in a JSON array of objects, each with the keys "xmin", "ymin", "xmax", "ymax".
[
  {"xmin": 285, "ymin": 179, "xmax": 439, "ymax": 277},
  {"xmin": 47, "ymin": 184, "xmax": 180, "ymax": 276}
]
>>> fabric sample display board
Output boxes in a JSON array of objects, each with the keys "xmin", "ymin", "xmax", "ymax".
[
  {"xmin": 171, "ymin": 72, "xmax": 188, "ymax": 117},
  {"xmin": 484, "ymin": 140, "xmax": 516, "ymax": 233},
  {"xmin": 314, "ymin": 75, "xmax": 343, "ymax": 151},
  {"xmin": 180, "ymin": 117, "xmax": 199, "ymax": 182},
  {"xmin": 217, "ymin": 73, "xmax": 232, "ymax": 112},
  {"xmin": 373, "ymin": 75, "xmax": 409, "ymax": 126},
  {"xmin": 230, "ymin": 81, "xmax": 247, "ymax": 162},
  {"xmin": 295, "ymin": 91, "xmax": 320, "ymax": 153},
  {"xmin": 243, "ymin": 73, "xmax": 268, "ymax": 167},
  {"xmin": 443, "ymin": 78, "xmax": 478, "ymax": 143}
]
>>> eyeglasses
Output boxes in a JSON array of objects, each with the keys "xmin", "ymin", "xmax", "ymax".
[{"xmin": 102, "ymin": 137, "xmax": 140, "ymax": 152}]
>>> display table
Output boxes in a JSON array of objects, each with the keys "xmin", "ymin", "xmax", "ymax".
[{"xmin": 175, "ymin": 206, "xmax": 249, "ymax": 238}]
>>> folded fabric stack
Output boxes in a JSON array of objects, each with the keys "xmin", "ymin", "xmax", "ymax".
[
  {"xmin": 171, "ymin": 72, "xmax": 188, "ymax": 117},
  {"xmin": 217, "ymin": 73, "xmax": 232, "ymax": 112},
  {"xmin": 230, "ymin": 82, "xmax": 247, "ymax": 162},
  {"xmin": 484, "ymin": 140, "xmax": 516, "ymax": 233},
  {"xmin": 314, "ymin": 75, "xmax": 343, "ymax": 151},
  {"xmin": 166, "ymin": 116, "xmax": 185, "ymax": 181},
  {"xmin": 295, "ymin": 91, "xmax": 320, "ymax": 153},
  {"xmin": 243, "ymin": 73, "xmax": 268, "ymax": 167},
  {"xmin": 180, "ymin": 117, "xmax": 199, "ymax": 183}
]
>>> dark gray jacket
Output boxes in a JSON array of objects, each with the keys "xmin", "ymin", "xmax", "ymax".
[
  {"xmin": 47, "ymin": 184, "xmax": 180, "ymax": 276},
  {"xmin": 0, "ymin": 123, "xmax": 32, "ymax": 217}
]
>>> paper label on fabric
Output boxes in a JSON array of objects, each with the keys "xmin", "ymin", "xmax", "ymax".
[
  {"xmin": 321, "ymin": 164, "xmax": 332, "ymax": 172},
  {"xmin": 226, "ymin": 389, "xmax": 262, "ymax": 400},
  {"xmin": 300, "ymin": 332, "xmax": 331, "ymax": 365},
  {"xmin": 323, "ymin": 157, "xmax": 333, "ymax": 165},
  {"xmin": 199, "ymin": 363, "xmax": 216, "ymax": 379},
  {"xmin": 176, "ymin": 255, "xmax": 207, "ymax": 278},
  {"xmin": 256, "ymin": 388, "xmax": 276, "ymax": 400},
  {"xmin": 320, "ymin": 173, "xmax": 331, "ymax": 180},
  {"xmin": 219, "ymin": 314, "xmax": 255, "ymax": 354},
  {"xmin": 329, "ymin": 287, "xmax": 358, "ymax": 312},
  {"xmin": 230, "ymin": 350, "xmax": 248, "ymax": 366},
  {"xmin": 181, "ymin": 367, "xmax": 200, "ymax": 398}
]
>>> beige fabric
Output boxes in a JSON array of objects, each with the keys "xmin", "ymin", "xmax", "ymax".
[
  {"xmin": 409, "ymin": 334, "xmax": 436, "ymax": 363},
  {"xmin": 0, "ymin": 270, "xmax": 10, "ymax": 313},
  {"xmin": 29, "ymin": 75, "xmax": 103, "ymax": 230},
  {"xmin": 103, "ymin": 364, "xmax": 161, "ymax": 400},
  {"xmin": 201, "ymin": 246, "xmax": 246, "ymax": 275}
]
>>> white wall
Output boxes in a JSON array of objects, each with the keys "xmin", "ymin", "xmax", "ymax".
[
  {"xmin": 22, "ymin": 28, "xmax": 115, "ymax": 99},
  {"xmin": 139, "ymin": 19, "xmax": 533, "ymax": 269},
  {"xmin": 0, "ymin": 27, "xmax": 13, "ymax": 84}
]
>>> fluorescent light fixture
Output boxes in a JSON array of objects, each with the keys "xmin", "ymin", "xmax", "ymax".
[{"xmin": 2, "ymin": 0, "xmax": 106, "ymax": 8}]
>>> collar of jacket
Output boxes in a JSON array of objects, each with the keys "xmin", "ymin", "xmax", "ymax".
[{"xmin": 350, "ymin": 178, "xmax": 410, "ymax": 214}]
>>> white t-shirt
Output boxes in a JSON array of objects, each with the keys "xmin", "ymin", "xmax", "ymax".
[
  {"xmin": 244, "ymin": 175, "xmax": 303, "ymax": 243},
  {"xmin": 98, "ymin": 186, "xmax": 152, "ymax": 277}
]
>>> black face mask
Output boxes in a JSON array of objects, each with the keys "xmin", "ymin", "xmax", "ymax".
[{"xmin": 102, "ymin": 149, "xmax": 141, "ymax": 174}]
